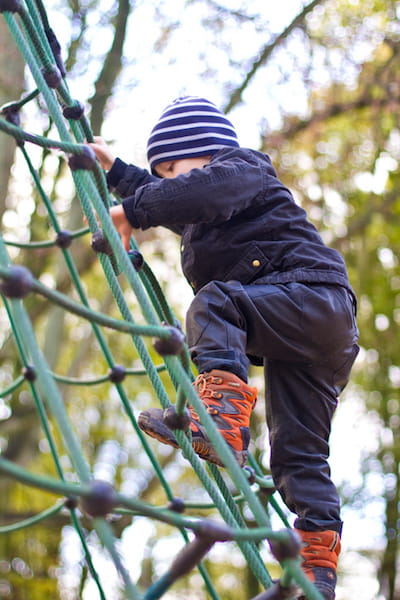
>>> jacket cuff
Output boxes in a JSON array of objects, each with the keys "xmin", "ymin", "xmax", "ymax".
[{"xmin": 106, "ymin": 157, "xmax": 128, "ymax": 189}]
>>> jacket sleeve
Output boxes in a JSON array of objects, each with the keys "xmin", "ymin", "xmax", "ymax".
[
  {"xmin": 107, "ymin": 159, "xmax": 185, "ymax": 235},
  {"xmin": 122, "ymin": 149, "xmax": 267, "ymax": 231},
  {"xmin": 106, "ymin": 158, "xmax": 158, "ymax": 197}
]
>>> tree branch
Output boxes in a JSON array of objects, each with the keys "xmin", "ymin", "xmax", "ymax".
[
  {"xmin": 262, "ymin": 38, "xmax": 400, "ymax": 148},
  {"xmin": 89, "ymin": 0, "xmax": 132, "ymax": 134},
  {"xmin": 223, "ymin": 0, "xmax": 327, "ymax": 113},
  {"xmin": 262, "ymin": 92, "xmax": 400, "ymax": 150}
]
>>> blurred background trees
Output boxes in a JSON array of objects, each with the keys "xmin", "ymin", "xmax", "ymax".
[{"xmin": 1, "ymin": 0, "xmax": 400, "ymax": 598}]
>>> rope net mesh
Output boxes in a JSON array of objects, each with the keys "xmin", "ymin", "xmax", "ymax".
[{"xmin": 0, "ymin": 2, "xmax": 324, "ymax": 599}]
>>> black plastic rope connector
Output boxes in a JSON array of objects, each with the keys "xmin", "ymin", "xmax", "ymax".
[
  {"xmin": 63, "ymin": 101, "xmax": 85, "ymax": 121},
  {"xmin": 153, "ymin": 324, "xmax": 185, "ymax": 356},
  {"xmin": 68, "ymin": 145, "xmax": 97, "ymax": 171},
  {"xmin": 2, "ymin": 105, "xmax": 20, "ymax": 128},
  {"xmin": 0, "ymin": 0, "xmax": 22, "ymax": 13},
  {"xmin": 162, "ymin": 405, "xmax": 191, "ymax": 431},
  {"xmin": 1, "ymin": 105, "xmax": 24, "ymax": 146},
  {"xmin": 250, "ymin": 581, "xmax": 298, "ymax": 600},
  {"xmin": 22, "ymin": 365, "xmax": 36, "ymax": 382},
  {"xmin": 196, "ymin": 519, "xmax": 233, "ymax": 542},
  {"xmin": 127, "ymin": 249, "xmax": 144, "ymax": 272},
  {"xmin": 243, "ymin": 465, "xmax": 257, "ymax": 485},
  {"xmin": 167, "ymin": 497, "xmax": 185, "ymax": 513},
  {"xmin": 268, "ymin": 529, "xmax": 302, "ymax": 563},
  {"xmin": 45, "ymin": 28, "xmax": 66, "ymax": 78},
  {"xmin": 0, "ymin": 265, "xmax": 34, "ymax": 298},
  {"xmin": 79, "ymin": 480, "xmax": 117, "ymax": 518},
  {"xmin": 90, "ymin": 229, "xmax": 113, "ymax": 255},
  {"xmin": 40, "ymin": 65, "xmax": 62, "ymax": 89},
  {"xmin": 168, "ymin": 535, "xmax": 215, "ymax": 582},
  {"xmin": 64, "ymin": 496, "xmax": 79, "ymax": 510},
  {"xmin": 108, "ymin": 365, "xmax": 126, "ymax": 383},
  {"xmin": 55, "ymin": 230, "xmax": 72, "ymax": 248}
]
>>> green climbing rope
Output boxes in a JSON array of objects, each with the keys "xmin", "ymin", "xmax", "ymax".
[{"xmin": 0, "ymin": 2, "xmax": 325, "ymax": 599}]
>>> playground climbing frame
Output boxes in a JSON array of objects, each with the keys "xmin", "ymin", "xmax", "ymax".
[{"xmin": 0, "ymin": 1, "xmax": 325, "ymax": 598}]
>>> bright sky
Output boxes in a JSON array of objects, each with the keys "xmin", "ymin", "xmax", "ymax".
[{"xmin": 47, "ymin": 0, "xmax": 312, "ymax": 163}]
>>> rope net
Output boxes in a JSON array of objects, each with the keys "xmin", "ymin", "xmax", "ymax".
[{"xmin": 0, "ymin": 2, "xmax": 324, "ymax": 599}]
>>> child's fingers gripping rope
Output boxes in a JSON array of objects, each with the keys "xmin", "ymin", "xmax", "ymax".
[{"xmin": 87, "ymin": 136, "xmax": 115, "ymax": 171}]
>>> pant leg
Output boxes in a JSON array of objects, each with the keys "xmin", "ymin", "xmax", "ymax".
[
  {"xmin": 186, "ymin": 280, "xmax": 251, "ymax": 381},
  {"xmin": 265, "ymin": 359, "xmax": 343, "ymax": 533},
  {"xmin": 186, "ymin": 279, "xmax": 359, "ymax": 531}
]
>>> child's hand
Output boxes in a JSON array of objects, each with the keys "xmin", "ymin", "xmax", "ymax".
[
  {"xmin": 88, "ymin": 136, "xmax": 115, "ymax": 171},
  {"xmin": 110, "ymin": 204, "xmax": 132, "ymax": 250}
]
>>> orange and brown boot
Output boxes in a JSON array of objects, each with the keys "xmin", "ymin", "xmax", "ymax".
[
  {"xmin": 296, "ymin": 529, "xmax": 341, "ymax": 600},
  {"xmin": 138, "ymin": 369, "xmax": 257, "ymax": 467}
]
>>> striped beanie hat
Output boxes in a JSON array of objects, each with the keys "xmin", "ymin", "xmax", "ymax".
[{"xmin": 147, "ymin": 96, "xmax": 239, "ymax": 172}]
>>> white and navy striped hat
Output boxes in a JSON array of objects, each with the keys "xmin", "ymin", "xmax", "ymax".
[{"xmin": 147, "ymin": 96, "xmax": 239, "ymax": 172}]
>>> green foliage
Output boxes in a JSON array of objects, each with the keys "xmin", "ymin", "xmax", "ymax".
[{"xmin": 262, "ymin": 4, "xmax": 400, "ymax": 597}]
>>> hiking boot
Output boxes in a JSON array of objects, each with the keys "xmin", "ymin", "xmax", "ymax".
[
  {"xmin": 296, "ymin": 529, "xmax": 341, "ymax": 600},
  {"xmin": 138, "ymin": 369, "xmax": 257, "ymax": 467}
]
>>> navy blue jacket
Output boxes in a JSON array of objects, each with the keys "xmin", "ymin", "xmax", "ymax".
[{"xmin": 107, "ymin": 147, "xmax": 354, "ymax": 297}]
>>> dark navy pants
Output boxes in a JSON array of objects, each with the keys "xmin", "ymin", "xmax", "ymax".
[{"xmin": 186, "ymin": 280, "xmax": 359, "ymax": 533}]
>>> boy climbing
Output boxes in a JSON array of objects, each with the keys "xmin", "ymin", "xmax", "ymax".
[{"xmin": 89, "ymin": 95, "xmax": 359, "ymax": 600}]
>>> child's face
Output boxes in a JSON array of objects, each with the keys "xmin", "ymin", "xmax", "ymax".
[{"xmin": 155, "ymin": 156, "xmax": 211, "ymax": 178}]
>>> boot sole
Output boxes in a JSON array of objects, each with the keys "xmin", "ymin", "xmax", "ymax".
[{"xmin": 138, "ymin": 411, "xmax": 247, "ymax": 468}]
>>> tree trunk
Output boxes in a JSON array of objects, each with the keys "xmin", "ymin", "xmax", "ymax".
[{"xmin": 0, "ymin": 19, "xmax": 25, "ymax": 217}]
